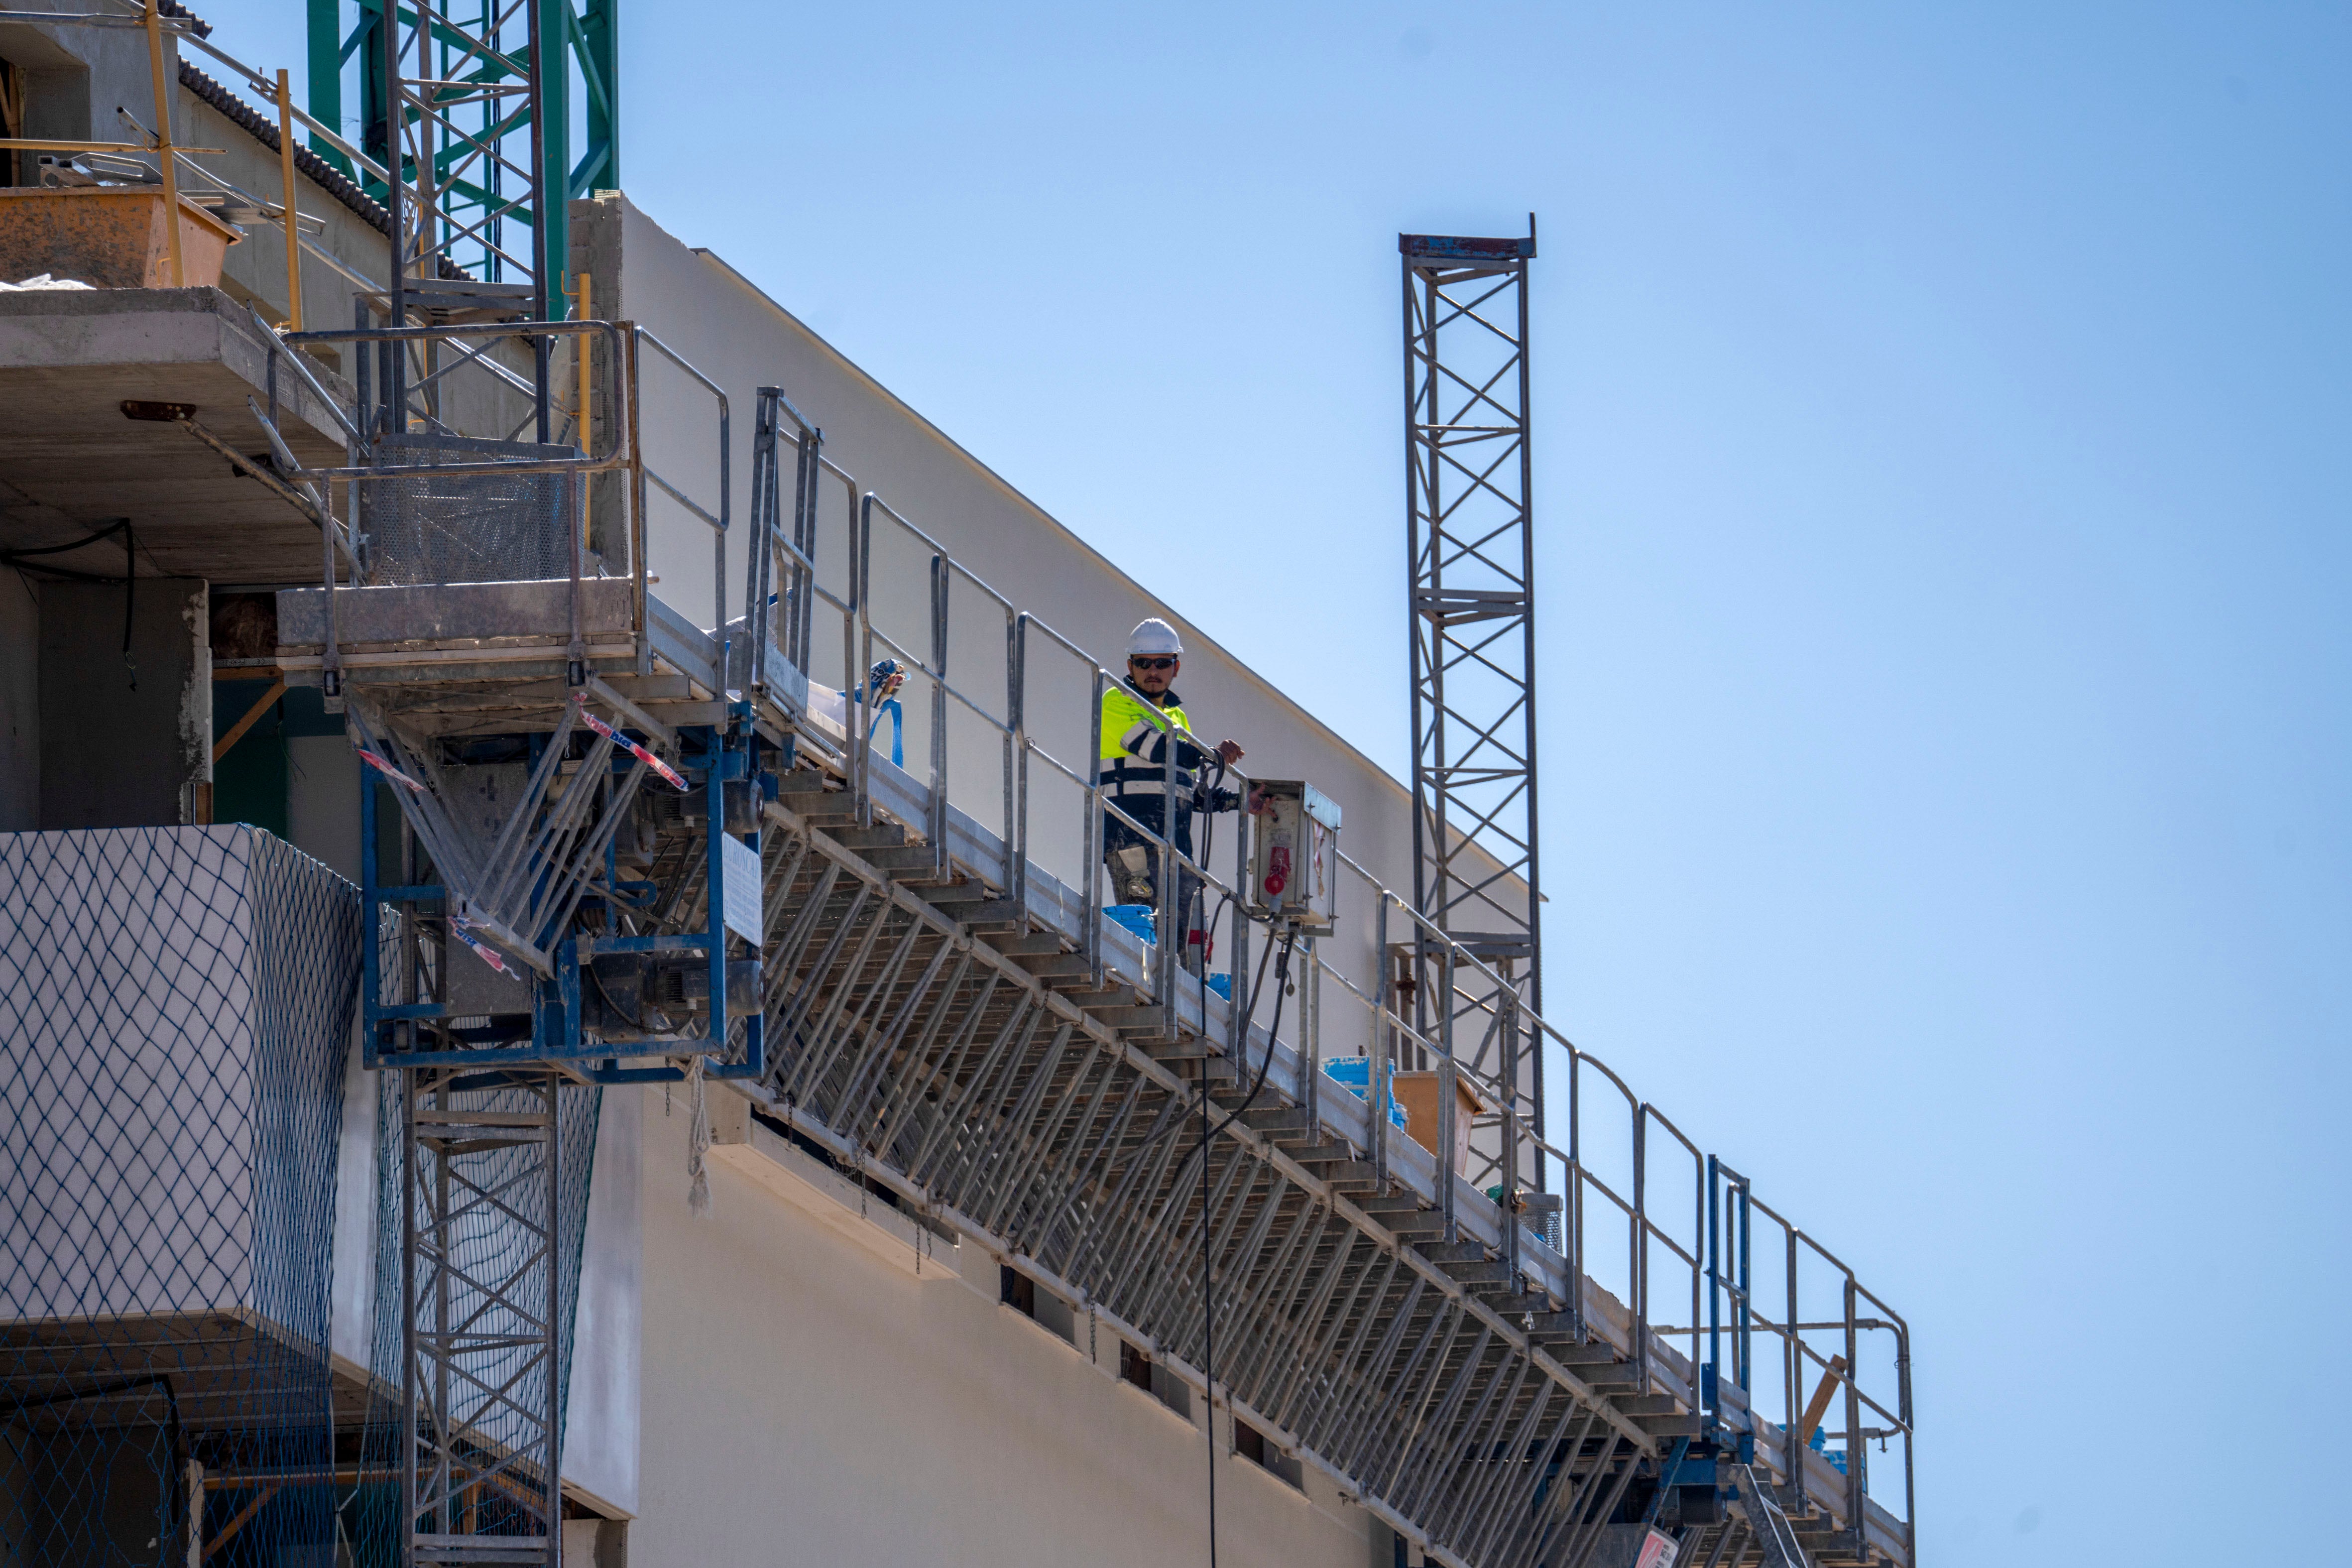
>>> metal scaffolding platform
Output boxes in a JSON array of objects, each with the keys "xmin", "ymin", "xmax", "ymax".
[
  {"xmin": 240, "ymin": 323, "xmax": 1916, "ymax": 1564},
  {"xmin": 0, "ymin": 254, "xmax": 1915, "ymax": 1562},
  {"xmin": 0, "ymin": 3, "xmax": 1920, "ymax": 1545}
]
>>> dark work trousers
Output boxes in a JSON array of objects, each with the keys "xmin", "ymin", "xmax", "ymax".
[{"xmin": 1103, "ymin": 815, "xmax": 1208, "ymax": 973}]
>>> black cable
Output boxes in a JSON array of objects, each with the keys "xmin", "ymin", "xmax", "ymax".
[
  {"xmin": 1203, "ymin": 929, "xmax": 1297, "ymax": 1146},
  {"xmin": 586, "ymin": 960, "xmax": 650, "ymax": 1032},
  {"xmin": 1182, "ymin": 750, "xmax": 1228, "ymax": 1003},
  {"xmin": 0, "ymin": 518, "xmax": 139, "ymax": 688},
  {"xmin": 1197, "ymin": 924, "xmax": 1298, "ymax": 1568},
  {"xmin": 1125, "ymin": 929, "xmax": 1279, "ymax": 1164},
  {"xmin": 1107, "ymin": 741, "xmax": 1300, "ymax": 1568},
  {"xmin": 122, "ymin": 518, "xmax": 136, "ymax": 690},
  {"xmin": 0, "ymin": 516, "xmax": 132, "ymax": 561},
  {"xmin": 1201, "ymin": 1035, "xmax": 1217, "ymax": 1567}
]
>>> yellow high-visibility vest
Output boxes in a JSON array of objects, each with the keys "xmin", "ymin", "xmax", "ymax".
[{"xmin": 1097, "ymin": 680, "xmax": 1194, "ymax": 799}]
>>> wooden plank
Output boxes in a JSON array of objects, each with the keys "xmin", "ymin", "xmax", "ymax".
[
  {"xmin": 1799, "ymin": 1353, "xmax": 1850, "ymax": 1445},
  {"xmin": 211, "ymin": 676, "xmax": 286, "ymax": 762}
]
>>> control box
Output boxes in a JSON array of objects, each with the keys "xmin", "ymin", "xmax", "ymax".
[{"xmin": 1246, "ymin": 780, "xmax": 1342, "ymax": 932}]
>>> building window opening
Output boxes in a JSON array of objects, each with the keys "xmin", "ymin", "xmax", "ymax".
[
  {"xmin": 1115, "ymin": 1338, "xmax": 1190, "ymax": 1421},
  {"xmin": 1234, "ymin": 1418, "xmax": 1304, "ymax": 1489},
  {"xmin": 998, "ymin": 1265, "xmax": 1073, "ymax": 1342}
]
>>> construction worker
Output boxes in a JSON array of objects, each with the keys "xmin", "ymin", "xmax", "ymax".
[{"xmin": 1098, "ymin": 618, "xmax": 1244, "ymax": 970}]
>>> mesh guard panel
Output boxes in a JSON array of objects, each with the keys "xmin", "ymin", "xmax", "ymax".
[
  {"xmin": 359, "ymin": 435, "xmax": 581, "ymax": 588},
  {"xmin": 0, "ymin": 827, "xmax": 361, "ymax": 1567}
]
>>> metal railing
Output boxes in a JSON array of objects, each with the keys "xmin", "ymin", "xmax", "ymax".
[
  {"xmin": 250, "ymin": 325, "xmax": 1914, "ymax": 1554},
  {"xmin": 629, "ymin": 324, "xmax": 731, "ymax": 672},
  {"xmin": 1711, "ymin": 1159, "xmax": 1915, "ymax": 1559},
  {"xmin": 729, "ymin": 397, "xmax": 1915, "ymax": 1557},
  {"xmin": 254, "ymin": 315, "xmax": 730, "ymax": 691}
]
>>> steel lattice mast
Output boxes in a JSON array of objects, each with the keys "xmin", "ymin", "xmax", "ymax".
[
  {"xmin": 308, "ymin": 0, "xmax": 614, "ymax": 302},
  {"xmin": 304, "ymin": 9, "xmax": 622, "ymax": 1564},
  {"xmin": 1401, "ymin": 220, "xmax": 1544, "ymax": 1155}
]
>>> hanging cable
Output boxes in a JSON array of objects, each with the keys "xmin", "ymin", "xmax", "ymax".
[
  {"xmin": 1196, "ymin": 923, "xmax": 1297, "ymax": 1568},
  {"xmin": 1201, "ymin": 1034, "xmax": 1219, "ymax": 1566},
  {"xmin": 1125, "ymin": 927, "xmax": 1281, "ymax": 1165},
  {"xmin": 1105, "ymin": 744, "xmax": 1308, "ymax": 1568},
  {"xmin": 0, "ymin": 516, "xmax": 140, "ymax": 688},
  {"xmin": 0, "ymin": 514, "xmax": 133, "ymax": 573}
]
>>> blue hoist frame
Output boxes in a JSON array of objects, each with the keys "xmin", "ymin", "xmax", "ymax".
[{"xmin": 359, "ymin": 707, "xmax": 770, "ymax": 1086}]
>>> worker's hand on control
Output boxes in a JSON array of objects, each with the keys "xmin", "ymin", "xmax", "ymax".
[{"xmin": 1215, "ymin": 739, "xmax": 1244, "ymax": 766}]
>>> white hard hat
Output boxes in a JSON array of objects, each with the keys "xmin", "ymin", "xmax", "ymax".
[{"xmin": 1127, "ymin": 618, "xmax": 1183, "ymax": 658}]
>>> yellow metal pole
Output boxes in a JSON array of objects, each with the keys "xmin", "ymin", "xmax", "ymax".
[
  {"xmin": 0, "ymin": 138, "xmax": 223, "ymax": 154},
  {"xmin": 141, "ymin": 0, "xmax": 183, "ymax": 288},
  {"xmin": 575, "ymin": 271, "xmax": 592, "ymax": 549},
  {"xmin": 274, "ymin": 69, "xmax": 301, "ymax": 330}
]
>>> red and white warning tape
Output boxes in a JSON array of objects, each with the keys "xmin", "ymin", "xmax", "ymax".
[
  {"xmin": 357, "ymin": 747, "xmax": 426, "ymax": 793},
  {"xmin": 449, "ymin": 916, "xmax": 510, "ymax": 974},
  {"xmin": 573, "ymin": 694, "xmax": 689, "ymax": 789}
]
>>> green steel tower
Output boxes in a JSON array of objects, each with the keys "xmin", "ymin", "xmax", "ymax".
[{"xmin": 305, "ymin": 0, "xmax": 615, "ymax": 315}]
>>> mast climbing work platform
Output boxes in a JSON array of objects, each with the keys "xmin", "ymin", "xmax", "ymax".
[
  {"xmin": 232, "ymin": 293, "xmax": 1916, "ymax": 1564},
  {"xmin": 0, "ymin": 9, "xmax": 1913, "ymax": 1563},
  {"xmin": 256, "ymin": 306, "xmax": 756, "ymax": 1567}
]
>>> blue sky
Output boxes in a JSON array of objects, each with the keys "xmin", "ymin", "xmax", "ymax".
[{"xmin": 199, "ymin": 1, "xmax": 2349, "ymax": 1560}]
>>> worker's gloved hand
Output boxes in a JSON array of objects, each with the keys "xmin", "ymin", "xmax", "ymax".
[{"xmin": 1201, "ymin": 786, "xmax": 1241, "ymax": 814}]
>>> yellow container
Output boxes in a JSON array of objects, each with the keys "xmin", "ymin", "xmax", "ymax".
[{"xmin": 0, "ymin": 185, "xmax": 240, "ymax": 290}]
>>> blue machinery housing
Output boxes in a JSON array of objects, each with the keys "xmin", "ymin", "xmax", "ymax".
[{"xmin": 358, "ymin": 716, "xmax": 772, "ymax": 1085}]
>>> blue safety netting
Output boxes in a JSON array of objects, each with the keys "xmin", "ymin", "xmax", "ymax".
[{"xmin": 0, "ymin": 826, "xmax": 361, "ymax": 1568}]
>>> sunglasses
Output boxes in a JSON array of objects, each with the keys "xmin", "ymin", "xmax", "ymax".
[{"xmin": 1129, "ymin": 657, "xmax": 1176, "ymax": 671}]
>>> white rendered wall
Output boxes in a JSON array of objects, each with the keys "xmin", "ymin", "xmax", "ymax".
[
  {"xmin": 288, "ymin": 734, "xmax": 361, "ymax": 882},
  {"xmin": 629, "ymin": 1087, "xmax": 1381, "ymax": 1568},
  {"xmin": 564, "ymin": 1081, "xmax": 642, "ymax": 1516},
  {"xmin": 325, "ymin": 1023, "xmax": 377, "ymax": 1374}
]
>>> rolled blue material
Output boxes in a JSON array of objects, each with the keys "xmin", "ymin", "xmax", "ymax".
[{"xmin": 1321, "ymin": 1056, "xmax": 1409, "ymax": 1130}]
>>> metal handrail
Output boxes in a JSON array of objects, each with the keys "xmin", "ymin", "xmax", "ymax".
[
  {"xmin": 720, "ymin": 375, "xmax": 1914, "ymax": 1551},
  {"xmin": 279, "ymin": 320, "xmax": 630, "ymax": 478},
  {"xmin": 629, "ymin": 325, "xmax": 730, "ymax": 661},
  {"xmin": 836, "ymin": 469, "xmax": 1714, "ymax": 1392}
]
